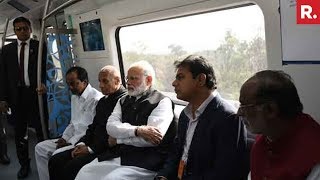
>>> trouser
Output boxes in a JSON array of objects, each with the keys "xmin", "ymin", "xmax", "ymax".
[
  {"xmin": 49, "ymin": 148, "xmax": 96, "ymax": 180},
  {"xmin": 35, "ymin": 139, "xmax": 74, "ymax": 180},
  {"xmin": 13, "ymin": 86, "xmax": 45, "ymax": 167},
  {"xmin": 0, "ymin": 113, "xmax": 8, "ymax": 157},
  {"xmin": 75, "ymin": 158, "xmax": 157, "ymax": 180}
]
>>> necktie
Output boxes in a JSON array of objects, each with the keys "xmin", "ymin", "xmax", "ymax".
[{"xmin": 19, "ymin": 42, "xmax": 26, "ymax": 86}]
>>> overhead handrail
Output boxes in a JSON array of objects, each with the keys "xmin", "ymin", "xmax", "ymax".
[{"xmin": 43, "ymin": 0, "xmax": 82, "ymax": 20}]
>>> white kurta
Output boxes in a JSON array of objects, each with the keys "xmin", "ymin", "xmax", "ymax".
[
  {"xmin": 35, "ymin": 84, "xmax": 103, "ymax": 180},
  {"xmin": 75, "ymin": 96, "xmax": 174, "ymax": 180}
]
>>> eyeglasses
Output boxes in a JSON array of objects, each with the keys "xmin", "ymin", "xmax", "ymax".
[
  {"xmin": 126, "ymin": 74, "xmax": 147, "ymax": 81},
  {"xmin": 126, "ymin": 76, "xmax": 141, "ymax": 81},
  {"xmin": 14, "ymin": 26, "xmax": 29, "ymax": 32}
]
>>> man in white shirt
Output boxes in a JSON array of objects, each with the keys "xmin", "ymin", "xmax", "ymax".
[
  {"xmin": 35, "ymin": 66, "xmax": 103, "ymax": 180},
  {"xmin": 47, "ymin": 66, "xmax": 127, "ymax": 180},
  {"xmin": 75, "ymin": 61, "xmax": 176, "ymax": 180}
]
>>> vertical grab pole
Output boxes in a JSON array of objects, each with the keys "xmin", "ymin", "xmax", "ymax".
[
  {"xmin": 1, "ymin": 18, "xmax": 9, "ymax": 48},
  {"xmin": 37, "ymin": 0, "xmax": 51, "ymax": 140}
]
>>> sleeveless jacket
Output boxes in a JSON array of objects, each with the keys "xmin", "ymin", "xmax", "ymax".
[{"xmin": 119, "ymin": 88, "xmax": 176, "ymax": 171}]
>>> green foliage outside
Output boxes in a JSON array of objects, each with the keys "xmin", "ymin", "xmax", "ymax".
[{"xmin": 122, "ymin": 31, "xmax": 267, "ymax": 101}]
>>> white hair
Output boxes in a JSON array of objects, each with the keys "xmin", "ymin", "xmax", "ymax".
[
  {"xmin": 129, "ymin": 60, "xmax": 156, "ymax": 84},
  {"xmin": 100, "ymin": 65, "xmax": 121, "ymax": 80},
  {"xmin": 100, "ymin": 65, "xmax": 121, "ymax": 78}
]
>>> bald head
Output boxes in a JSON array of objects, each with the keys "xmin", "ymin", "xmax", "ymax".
[
  {"xmin": 100, "ymin": 66, "xmax": 121, "ymax": 78},
  {"xmin": 242, "ymin": 70, "xmax": 303, "ymax": 118},
  {"xmin": 99, "ymin": 66, "xmax": 121, "ymax": 95}
]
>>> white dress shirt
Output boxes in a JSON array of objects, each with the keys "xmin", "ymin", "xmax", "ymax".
[
  {"xmin": 17, "ymin": 38, "xmax": 31, "ymax": 86},
  {"xmin": 62, "ymin": 84, "xmax": 103, "ymax": 145},
  {"xmin": 181, "ymin": 90, "xmax": 217, "ymax": 162},
  {"xmin": 106, "ymin": 96, "xmax": 174, "ymax": 147}
]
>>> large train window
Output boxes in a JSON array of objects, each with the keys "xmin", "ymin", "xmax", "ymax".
[{"xmin": 118, "ymin": 4, "xmax": 266, "ymax": 101}]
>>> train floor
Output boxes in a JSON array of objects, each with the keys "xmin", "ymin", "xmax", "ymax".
[{"xmin": 0, "ymin": 122, "xmax": 40, "ymax": 180}]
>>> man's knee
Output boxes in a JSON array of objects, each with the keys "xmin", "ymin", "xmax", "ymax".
[
  {"xmin": 48, "ymin": 153, "xmax": 59, "ymax": 166},
  {"xmin": 35, "ymin": 140, "xmax": 50, "ymax": 156},
  {"xmin": 65, "ymin": 155, "xmax": 85, "ymax": 170},
  {"xmin": 51, "ymin": 150, "xmax": 73, "ymax": 168},
  {"xmin": 35, "ymin": 142, "xmax": 43, "ymax": 154}
]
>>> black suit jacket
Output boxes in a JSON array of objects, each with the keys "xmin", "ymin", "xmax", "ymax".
[
  {"xmin": 0, "ymin": 39, "xmax": 47, "ymax": 107},
  {"xmin": 157, "ymin": 94, "xmax": 249, "ymax": 180},
  {"xmin": 78, "ymin": 86, "xmax": 127, "ymax": 155}
]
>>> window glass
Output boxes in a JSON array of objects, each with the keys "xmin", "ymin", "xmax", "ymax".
[{"xmin": 119, "ymin": 4, "xmax": 266, "ymax": 101}]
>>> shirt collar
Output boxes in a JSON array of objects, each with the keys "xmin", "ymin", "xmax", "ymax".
[
  {"xmin": 184, "ymin": 90, "xmax": 218, "ymax": 121},
  {"xmin": 17, "ymin": 38, "xmax": 30, "ymax": 46},
  {"xmin": 79, "ymin": 84, "xmax": 92, "ymax": 100}
]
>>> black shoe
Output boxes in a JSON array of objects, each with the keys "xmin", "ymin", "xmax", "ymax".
[
  {"xmin": 0, "ymin": 154, "xmax": 10, "ymax": 164},
  {"xmin": 17, "ymin": 165, "xmax": 30, "ymax": 179}
]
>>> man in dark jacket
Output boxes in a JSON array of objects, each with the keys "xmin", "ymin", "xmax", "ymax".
[
  {"xmin": 0, "ymin": 17, "xmax": 47, "ymax": 179},
  {"xmin": 48, "ymin": 66, "xmax": 126, "ymax": 180},
  {"xmin": 156, "ymin": 55, "xmax": 249, "ymax": 180}
]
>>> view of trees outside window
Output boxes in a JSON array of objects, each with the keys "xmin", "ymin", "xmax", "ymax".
[{"xmin": 119, "ymin": 5, "xmax": 267, "ymax": 101}]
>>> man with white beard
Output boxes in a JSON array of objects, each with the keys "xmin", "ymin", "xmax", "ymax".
[{"xmin": 75, "ymin": 61, "xmax": 176, "ymax": 180}]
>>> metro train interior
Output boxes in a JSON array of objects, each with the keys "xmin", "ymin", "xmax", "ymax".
[{"xmin": 0, "ymin": 0, "xmax": 319, "ymax": 179}]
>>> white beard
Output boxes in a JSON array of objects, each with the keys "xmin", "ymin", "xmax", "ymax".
[{"xmin": 128, "ymin": 81, "xmax": 147, "ymax": 97}]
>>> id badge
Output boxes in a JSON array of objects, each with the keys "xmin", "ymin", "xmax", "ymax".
[{"xmin": 177, "ymin": 160, "xmax": 185, "ymax": 179}]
